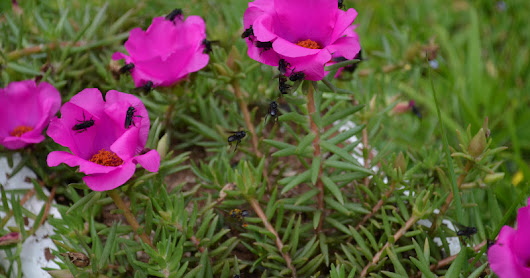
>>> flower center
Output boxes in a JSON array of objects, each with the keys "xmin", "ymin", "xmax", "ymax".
[
  {"xmin": 296, "ymin": 39, "xmax": 321, "ymax": 49},
  {"xmin": 9, "ymin": 125, "xmax": 33, "ymax": 137},
  {"xmin": 89, "ymin": 149, "xmax": 123, "ymax": 167}
]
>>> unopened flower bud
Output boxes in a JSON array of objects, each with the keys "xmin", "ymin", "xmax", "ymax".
[
  {"xmin": 468, "ymin": 128, "xmax": 486, "ymax": 157},
  {"xmin": 394, "ymin": 152, "xmax": 407, "ymax": 173},
  {"xmin": 156, "ymin": 133, "xmax": 169, "ymax": 161},
  {"xmin": 484, "ymin": 173, "xmax": 505, "ymax": 184}
]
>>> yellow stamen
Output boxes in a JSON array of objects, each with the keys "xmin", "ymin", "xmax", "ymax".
[
  {"xmin": 296, "ymin": 39, "xmax": 321, "ymax": 49},
  {"xmin": 89, "ymin": 149, "xmax": 123, "ymax": 167},
  {"xmin": 9, "ymin": 125, "xmax": 33, "ymax": 137}
]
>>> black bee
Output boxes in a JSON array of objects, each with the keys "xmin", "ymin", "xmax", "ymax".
[
  {"xmin": 241, "ymin": 25, "xmax": 254, "ymax": 40},
  {"xmin": 338, "ymin": 0, "xmax": 344, "ymax": 9},
  {"xmin": 165, "ymin": 8, "xmax": 183, "ymax": 22},
  {"xmin": 202, "ymin": 39, "xmax": 219, "ymax": 54},
  {"xmin": 72, "ymin": 112, "xmax": 94, "ymax": 133},
  {"xmin": 256, "ymin": 41, "xmax": 273, "ymax": 53},
  {"xmin": 228, "ymin": 130, "xmax": 246, "ymax": 151},
  {"xmin": 289, "ymin": 71, "xmax": 305, "ymax": 82},
  {"xmin": 119, "ymin": 63, "xmax": 134, "ymax": 74},
  {"xmin": 278, "ymin": 59, "xmax": 291, "ymax": 75},
  {"xmin": 456, "ymin": 225, "xmax": 477, "ymax": 238},
  {"xmin": 279, "ymin": 76, "xmax": 291, "ymax": 94},
  {"xmin": 132, "ymin": 81, "xmax": 153, "ymax": 93},
  {"xmin": 265, "ymin": 100, "xmax": 279, "ymax": 124},
  {"xmin": 124, "ymin": 106, "xmax": 142, "ymax": 129}
]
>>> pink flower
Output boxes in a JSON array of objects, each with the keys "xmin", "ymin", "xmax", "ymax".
[
  {"xmin": 243, "ymin": 0, "xmax": 361, "ymax": 81},
  {"xmin": 46, "ymin": 89, "xmax": 160, "ymax": 191},
  {"xmin": 112, "ymin": 12, "xmax": 209, "ymax": 87},
  {"xmin": 0, "ymin": 80, "xmax": 61, "ymax": 150},
  {"xmin": 488, "ymin": 198, "xmax": 530, "ymax": 277}
]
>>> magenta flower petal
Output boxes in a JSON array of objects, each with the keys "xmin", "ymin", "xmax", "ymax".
[
  {"xmin": 0, "ymin": 80, "xmax": 61, "ymax": 150},
  {"xmin": 329, "ymin": 8, "xmax": 358, "ymax": 42},
  {"xmin": 488, "ymin": 198, "xmax": 530, "ymax": 277},
  {"xmin": 47, "ymin": 151, "xmax": 116, "ymax": 175},
  {"xmin": 83, "ymin": 161, "xmax": 137, "ymax": 192},
  {"xmin": 272, "ymin": 37, "xmax": 321, "ymax": 58},
  {"xmin": 134, "ymin": 149, "xmax": 161, "ymax": 173},
  {"xmin": 47, "ymin": 89, "xmax": 160, "ymax": 191},
  {"xmin": 285, "ymin": 50, "xmax": 333, "ymax": 81},
  {"xmin": 243, "ymin": 0, "xmax": 361, "ymax": 81},
  {"xmin": 326, "ymin": 36, "xmax": 361, "ymax": 60},
  {"xmin": 104, "ymin": 90, "xmax": 149, "ymax": 148},
  {"xmin": 113, "ymin": 13, "xmax": 209, "ymax": 87},
  {"xmin": 274, "ymin": 0, "xmax": 336, "ymax": 44}
]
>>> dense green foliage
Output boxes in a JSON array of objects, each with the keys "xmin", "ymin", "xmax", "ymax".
[{"xmin": 1, "ymin": 0, "xmax": 529, "ymax": 277}]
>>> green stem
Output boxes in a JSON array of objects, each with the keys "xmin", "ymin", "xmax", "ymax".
[{"xmin": 107, "ymin": 189, "xmax": 154, "ymax": 249}]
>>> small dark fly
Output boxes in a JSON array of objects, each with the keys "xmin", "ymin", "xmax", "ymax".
[
  {"xmin": 241, "ymin": 25, "xmax": 254, "ymax": 40},
  {"xmin": 456, "ymin": 225, "xmax": 477, "ymax": 238},
  {"xmin": 132, "ymin": 81, "xmax": 153, "ymax": 94},
  {"xmin": 228, "ymin": 130, "xmax": 246, "ymax": 152},
  {"xmin": 165, "ymin": 8, "xmax": 183, "ymax": 22},
  {"xmin": 72, "ymin": 112, "xmax": 95, "ymax": 133},
  {"xmin": 119, "ymin": 63, "xmax": 134, "ymax": 74},
  {"xmin": 124, "ymin": 106, "xmax": 142, "ymax": 129},
  {"xmin": 338, "ymin": 0, "xmax": 344, "ymax": 9},
  {"xmin": 202, "ymin": 39, "xmax": 219, "ymax": 54},
  {"xmin": 278, "ymin": 59, "xmax": 291, "ymax": 75},
  {"xmin": 279, "ymin": 75, "xmax": 291, "ymax": 94},
  {"xmin": 265, "ymin": 100, "xmax": 279, "ymax": 124},
  {"xmin": 289, "ymin": 71, "xmax": 305, "ymax": 82}
]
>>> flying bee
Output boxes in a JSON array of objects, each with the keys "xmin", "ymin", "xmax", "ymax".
[
  {"xmin": 124, "ymin": 106, "xmax": 142, "ymax": 129},
  {"xmin": 132, "ymin": 81, "xmax": 153, "ymax": 94},
  {"xmin": 265, "ymin": 100, "xmax": 279, "ymax": 124},
  {"xmin": 72, "ymin": 112, "xmax": 95, "ymax": 133},
  {"xmin": 278, "ymin": 59, "xmax": 291, "ymax": 75},
  {"xmin": 279, "ymin": 75, "xmax": 291, "ymax": 95},
  {"xmin": 119, "ymin": 63, "xmax": 134, "ymax": 74},
  {"xmin": 241, "ymin": 25, "xmax": 254, "ymax": 40},
  {"xmin": 227, "ymin": 130, "xmax": 246, "ymax": 152},
  {"xmin": 202, "ymin": 39, "xmax": 219, "ymax": 54},
  {"xmin": 165, "ymin": 8, "xmax": 183, "ymax": 22},
  {"xmin": 289, "ymin": 71, "xmax": 305, "ymax": 82}
]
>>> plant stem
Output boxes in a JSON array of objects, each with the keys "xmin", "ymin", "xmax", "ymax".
[
  {"xmin": 430, "ymin": 161, "xmax": 472, "ymax": 233},
  {"xmin": 360, "ymin": 215, "xmax": 419, "ymax": 277},
  {"xmin": 107, "ymin": 189, "xmax": 154, "ymax": 249},
  {"xmin": 0, "ymin": 188, "xmax": 35, "ymax": 229},
  {"xmin": 362, "ymin": 127, "xmax": 371, "ymax": 186},
  {"xmin": 231, "ymin": 80, "xmax": 261, "ymax": 157},
  {"xmin": 249, "ymin": 198, "xmax": 297, "ymax": 277},
  {"xmin": 307, "ymin": 84, "xmax": 325, "ymax": 233},
  {"xmin": 231, "ymin": 80, "xmax": 272, "ymax": 190},
  {"xmin": 428, "ymin": 240, "xmax": 486, "ymax": 273}
]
